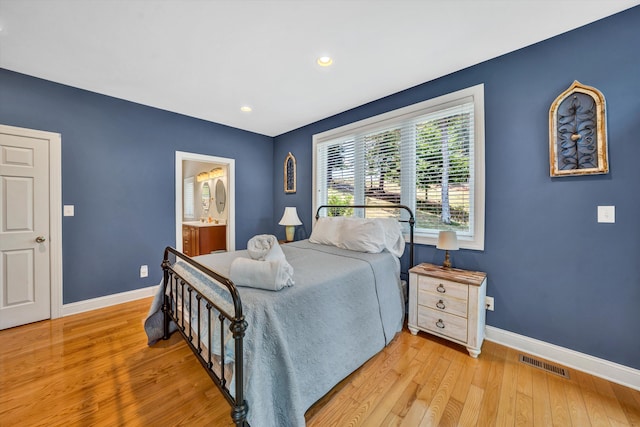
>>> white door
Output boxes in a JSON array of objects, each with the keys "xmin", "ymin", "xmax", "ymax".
[{"xmin": 0, "ymin": 127, "xmax": 52, "ymax": 329}]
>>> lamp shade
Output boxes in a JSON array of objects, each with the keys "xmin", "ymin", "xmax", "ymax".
[
  {"xmin": 436, "ymin": 230, "xmax": 459, "ymax": 250},
  {"xmin": 279, "ymin": 207, "xmax": 302, "ymax": 226}
]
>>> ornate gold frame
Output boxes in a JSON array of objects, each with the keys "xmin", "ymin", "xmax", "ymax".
[
  {"xmin": 284, "ymin": 152, "xmax": 296, "ymax": 193},
  {"xmin": 549, "ymin": 80, "xmax": 608, "ymax": 177}
]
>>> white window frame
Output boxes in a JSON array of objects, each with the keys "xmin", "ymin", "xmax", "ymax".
[{"xmin": 312, "ymin": 84, "xmax": 485, "ymax": 250}]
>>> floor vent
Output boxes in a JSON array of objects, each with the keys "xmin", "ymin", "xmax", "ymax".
[{"xmin": 518, "ymin": 354, "xmax": 570, "ymax": 378}]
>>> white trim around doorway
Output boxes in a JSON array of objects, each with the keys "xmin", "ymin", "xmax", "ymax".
[{"xmin": 49, "ymin": 132, "xmax": 62, "ymax": 318}]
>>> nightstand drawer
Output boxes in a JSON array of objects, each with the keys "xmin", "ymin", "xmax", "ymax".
[
  {"xmin": 418, "ymin": 290, "xmax": 467, "ymax": 318},
  {"xmin": 418, "ymin": 307, "xmax": 467, "ymax": 343},
  {"xmin": 417, "ymin": 275, "xmax": 468, "ymax": 301}
]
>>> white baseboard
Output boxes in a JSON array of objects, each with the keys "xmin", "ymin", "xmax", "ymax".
[
  {"xmin": 62, "ymin": 285, "xmax": 158, "ymax": 317},
  {"xmin": 485, "ymin": 326, "xmax": 640, "ymax": 391}
]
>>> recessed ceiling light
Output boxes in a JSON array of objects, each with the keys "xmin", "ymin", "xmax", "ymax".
[
  {"xmin": 240, "ymin": 106, "xmax": 252, "ymax": 112},
  {"xmin": 317, "ymin": 56, "xmax": 333, "ymax": 67}
]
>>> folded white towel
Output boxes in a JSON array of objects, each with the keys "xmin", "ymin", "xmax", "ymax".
[
  {"xmin": 247, "ymin": 234, "xmax": 279, "ymax": 261},
  {"xmin": 230, "ymin": 257, "xmax": 294, "ymax": 291},
  {"xmin": 230, "ymin": 234, "xmax": 294, "ymax": 290}
]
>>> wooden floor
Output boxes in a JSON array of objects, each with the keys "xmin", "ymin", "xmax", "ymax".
[{"xmin": 1, "ymin": 298, "xmax": 638, "ymax": 426}]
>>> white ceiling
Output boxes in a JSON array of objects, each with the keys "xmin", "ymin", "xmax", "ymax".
[{"xmin": 1, "ymin": 1, "xmax": 638, "ymax": 137}]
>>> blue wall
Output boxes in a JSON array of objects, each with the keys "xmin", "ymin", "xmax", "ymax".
[
  {"xmin": 273, "ymin": 7, "xmax": 640, "ymax": 369},
  {"xmin": 0, "ymin": 69, "xmax": 274, "ymax": 304}
]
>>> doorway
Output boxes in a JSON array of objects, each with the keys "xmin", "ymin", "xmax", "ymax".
[{"xmin": 175, "ymin": 151, "xmax": 235, "ymax": 252}]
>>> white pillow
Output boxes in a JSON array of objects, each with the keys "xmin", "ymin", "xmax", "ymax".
[
  {"xmin": 311, "ymin": 216, "xmax": 406, "ymax": 257},
  {"xmin": 337, "ymin": 218, "xmax": 386, "ymax": 253},
  {"xmin": 309, "ymin": 217, "xmax": 344, "ymax": 246},
  {"xmin": 375, "ymin": 218, "xmax": 406, "ymax": 257}
]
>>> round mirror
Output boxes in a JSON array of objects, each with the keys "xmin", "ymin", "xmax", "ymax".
[
  {"xmin": 202, "ymin": 182, "xmax": 211, "ymax": 213},
  {"xmin": 215, "ymin": 179, "xmax": 226, "ymax": 214}
]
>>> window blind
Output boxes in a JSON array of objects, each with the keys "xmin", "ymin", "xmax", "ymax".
[
  {"xmin": 315, "ymin": 87, "xmax": 482, "ymax": 245},
  {"xmin": 183, "ymin": 177, "xmax": 195, "ymax": 219}
]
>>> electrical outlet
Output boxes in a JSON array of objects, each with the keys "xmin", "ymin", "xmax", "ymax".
[
  {"xmin": 140, "ymin": 265, "xmax": 148, "ymax": 278},
  {"xmin": 485, "ymin": 296, "xmax": 494, "ymax": 311}
]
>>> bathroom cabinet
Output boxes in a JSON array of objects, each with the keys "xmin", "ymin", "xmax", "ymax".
[{"xmin": 182, "ymin": 224, "xmax": 226, "ymax": 256}]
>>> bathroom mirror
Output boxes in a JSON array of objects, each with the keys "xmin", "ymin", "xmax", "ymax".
[
  {"xmin": 215, "ymin": 179, "xmax": 226, "ymax": 214},
  {"xmin": 202, "ymin": 182, "xmax": 211, "ymax": 213}
]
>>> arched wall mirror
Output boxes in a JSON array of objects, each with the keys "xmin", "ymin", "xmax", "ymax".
[
  {"xmin": 202, "ymin": 182, "xmax": 211, "ymax": 213},
  {"xmin": 215, "ymin": 179, "xmax": 226, "ymax": 214}
]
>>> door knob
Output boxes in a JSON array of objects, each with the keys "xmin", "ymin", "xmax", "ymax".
[{"xmin": 35, "ymin": 236, "xmax": 46, "ymax": 243}]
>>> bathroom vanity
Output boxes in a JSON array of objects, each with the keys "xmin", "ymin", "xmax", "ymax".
[{"xmin": 182, "ymin": 222, "xmax": 226, "ymax": 256}]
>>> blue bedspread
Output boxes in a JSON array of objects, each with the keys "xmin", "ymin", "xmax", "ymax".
[{"xmin": 146, "ymin": 240, "xmax": 404, "ymax": 427}]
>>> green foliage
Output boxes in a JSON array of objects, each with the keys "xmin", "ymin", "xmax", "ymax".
[
  {"xmin": 327, "ymin": 192, "xmax": 354, "ymax": 216},
  {"xmin": 364, "ymin": 129, "xmax": 401, "ymax": 189}
]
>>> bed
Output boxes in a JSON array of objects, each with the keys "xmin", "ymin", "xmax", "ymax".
[{"xmin": 144, "ymin": 205, "xmax": 415, "ymax": 426}]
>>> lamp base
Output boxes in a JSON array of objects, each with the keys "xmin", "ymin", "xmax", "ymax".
[
  {"xmin": 443, "ymin": 250, "xmax": 452, "ymax": 268},
  {"xmin": 285, "ymin": 226, "xmax": 295, "ymax": 242}
]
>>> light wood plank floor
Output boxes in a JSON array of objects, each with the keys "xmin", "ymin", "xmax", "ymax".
[{"xmin": 1, "ymin": 298, "xmax": 638, "ymax": 426}]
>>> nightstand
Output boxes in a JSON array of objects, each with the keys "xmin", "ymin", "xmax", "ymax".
[{"xmin": 408, "ymin": 263, "xmax": 487, "ymax": 357}]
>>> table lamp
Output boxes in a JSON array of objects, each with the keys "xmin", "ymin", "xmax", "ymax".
[
  {"xmin": 437, "ymin": 230, "xmax": 458, "ymax": 268},
  {"xmin": 279, "ymin": 207, "xmax": 302, "ymax": 242}
]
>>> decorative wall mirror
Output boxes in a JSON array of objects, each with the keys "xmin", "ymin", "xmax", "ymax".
[
  {"xmin": 202, "ymin": 182, "xmax": 211, "ymax": 212},
  {"xmin": 284, "ymin": 152, "xmax": 296, "ymax": 193},
  {"xmin": 549, "ymin": 80, "xmax": 608, "ymax": 176},
  {"xmin": 215, "ymin": 179, "xmax": 226, "ymax": 214}
]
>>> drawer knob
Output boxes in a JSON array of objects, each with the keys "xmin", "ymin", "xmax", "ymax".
[
  {"xmin": 436, "ymin": 319, "xmax": 445, "ymax": 329},
  {"xmin": 437, "ymin": 284, "xmax": 446, "ymax": 293},
  {"xmin": 436, "ymin": 300, "xmax": 446, "ymax": 310}
]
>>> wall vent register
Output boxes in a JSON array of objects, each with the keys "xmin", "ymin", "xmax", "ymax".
[{"xmin": 519, "ymin": 354, "xmax": 570, "ymax": 378}]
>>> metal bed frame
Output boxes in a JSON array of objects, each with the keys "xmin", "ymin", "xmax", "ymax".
[{"xmin": 160, "ymin": 204, "xmax": 415, "ymax": 426}]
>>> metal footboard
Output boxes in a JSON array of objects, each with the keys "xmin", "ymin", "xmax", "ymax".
[{"xmin": 161, "ymin": 247, "xmax": 248, "ymax": 426}]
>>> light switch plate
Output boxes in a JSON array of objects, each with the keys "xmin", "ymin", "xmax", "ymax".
[
  {"xmin": 597, "ymin": 206, "xmax": 615, "ymax": 223},
  {"xmin": 63, "ymin": 205, "xmax": 75, "ymax": 217}
]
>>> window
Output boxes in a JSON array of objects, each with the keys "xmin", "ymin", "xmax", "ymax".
[
  {"xmin": 183, "ymin": 176, "xmax": 195, "ymax": 219},
  {"xmin": 313, "ymin": 84, "xmax": 485, "ymax": 250}
]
